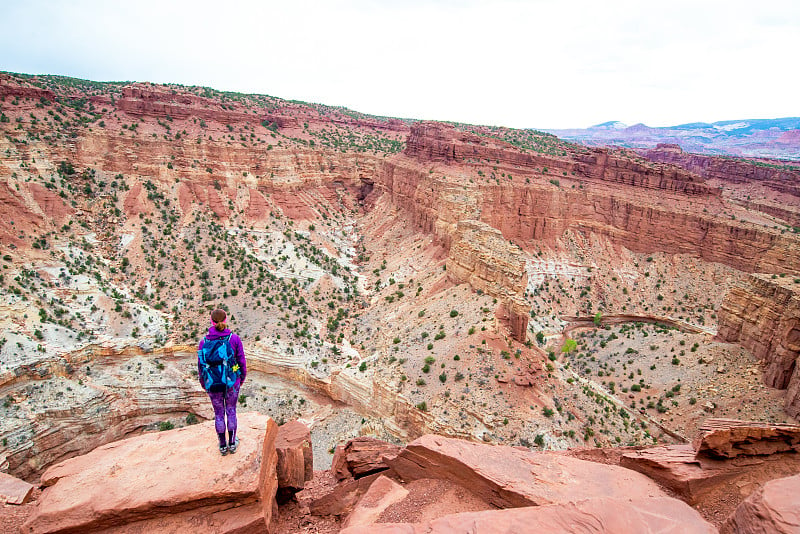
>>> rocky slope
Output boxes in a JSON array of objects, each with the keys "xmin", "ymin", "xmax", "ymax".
[{"xmin": 0, "ymin": 71, "xmax": 799, "ymax": 494}]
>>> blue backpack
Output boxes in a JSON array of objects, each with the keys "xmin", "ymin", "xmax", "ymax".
[{"xmin": 198, "ymin": 335, "xmax": 240, "ymax": 392}]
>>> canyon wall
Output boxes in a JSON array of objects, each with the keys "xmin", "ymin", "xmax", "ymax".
[
  {"xmin": 377, "ymin": 124, "xmax": 800, "ymax": 275},
  {"xmin": 717, "ymin": 274, "xmax": 800, "ymax": 417},
  {"xmin": 405, "ymin": 122, "xmax": 717, "ymax": 196},
  {"xmin": 644, "ymin": 143, "xmax": 800, "ymax": 197}
]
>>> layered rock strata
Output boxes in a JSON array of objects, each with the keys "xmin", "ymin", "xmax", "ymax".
[
  {"xmin": 378, "ymin": 123, "xmax": 799, "ymax": 275},
  {"xmin": 716, "ymin": 275, "xmax": 800, "ymax": 417},
  {"xmin": 620, "ymin": 419, "xmax": 800, "ymax": 504},
  {"xmin": 446, "ymin": 220, "xmax": 529, "ymax": 341},
  {"xmin": 694, "ymin": 418, "xmax": 800, "ymax": 458},
  {"xmin": 644, "ymin": 143, "xmax": 800, "ymax": 199}
]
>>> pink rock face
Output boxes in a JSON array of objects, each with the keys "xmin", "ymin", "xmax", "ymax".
[
  {"xmin": 0, "ymin": 471, "xmax": 34, "ymax": 505},
  {"xmin": 722, "ymin": 473, "xmax": 800, "ymax": 534},
  {"xmin": 23, "ymin": 413, "xmax": 279, "ymax": 534},
  {"xmin": 340, "ymin": 497, "xmax": 718, "ymax": 534},
  {"xmin": 385, "ymin": 434, "xmax": 667, "ymax": 508}
]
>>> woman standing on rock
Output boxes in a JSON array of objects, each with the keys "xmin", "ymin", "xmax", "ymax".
[{"xmin": 198, "ymin": 308, "xmax": 247, "ymax": 456}]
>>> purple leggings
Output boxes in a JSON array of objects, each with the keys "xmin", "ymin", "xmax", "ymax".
[{"xmin": 208, "ymin": 382, "xmax": 240, "ymax": 439}]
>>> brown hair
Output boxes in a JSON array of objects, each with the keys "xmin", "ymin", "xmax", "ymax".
[{"xmin": 211, "ymin": 309, "xmax": 227, "ymax": 331}]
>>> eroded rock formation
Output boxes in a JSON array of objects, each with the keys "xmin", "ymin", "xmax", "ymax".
[
  {"xmin": 446, "ymin": 220, "xmax": 529, "ymax": 341},
  {"xmin": 717, "ymin": 275, "xmax": 800, "ymax": 417}
]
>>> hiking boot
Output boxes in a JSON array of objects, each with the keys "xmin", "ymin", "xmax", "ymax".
[
  {"xmin": 228, "ymin": 438, "xmax": 239, "ymax": 454},
  {"xmin": 219, "ymin": 444, "xmax": 229, "ymax": 456}
]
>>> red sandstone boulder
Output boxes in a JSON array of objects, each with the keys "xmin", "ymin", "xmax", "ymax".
[
  {"xmin": 721, "ymin": 473, "xmax": 800, "ymax": 534},
  {"xmin": 694, "ymin": 418, "xmax": 800, "ymax": 458},
  {"xmin": 340, "ymin": 497, "xmax": 718, "ymax": 534},
  {"xmin": 332, "ymin": 436, "xmax": 401, "ymax": 480},
  {"xmin": 385, "ymin": 434, "xmax": 667, "ymax": 508},
  {"xmin": 0, "ymin": 471, "xmax": 34, "ymax": 505},
  {"xmin": 275, "ymin": 420, "xmax": 313, "ymax": 501},
  {"xmin": 23, "ymin": 413, "xmax": 279, "ymax": 534}
]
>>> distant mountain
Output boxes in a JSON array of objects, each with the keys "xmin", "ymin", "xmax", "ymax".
[{"xmin": 546, "ymin": 117, "xmax": 800, "ymax": 160}]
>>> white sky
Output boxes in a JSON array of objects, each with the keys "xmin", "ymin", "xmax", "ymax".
[{"xmin": 1, "ymin": 0, "xmax": 798, "ymax": 129}]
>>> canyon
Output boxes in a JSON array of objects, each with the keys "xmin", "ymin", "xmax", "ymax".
[{"xmin": 0, "ymin": 71, "xmax": 799, "ymax": 531}]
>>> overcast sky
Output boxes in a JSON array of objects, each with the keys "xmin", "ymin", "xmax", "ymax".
[{"xmin": 1, "ymin": 0, "xmax": 798, "ymax": 129}]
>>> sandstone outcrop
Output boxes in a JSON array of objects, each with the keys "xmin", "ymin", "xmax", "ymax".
[
  {"xmin": 340, "ymin": 497, "xmax": 718, "ymax": 534},
  {"xmin": 1, "ymin": 344, "xmax": 211, "ymax": 482},
  {"xmin": 716, "ymin": 274, "xmax": 800, "ymax": 417},
  {"xmin": 721, "ymin": 473, "xmax": 800, "ymax": 534},
  {"xmin": 23, "ymin": 413, "xmax": 279, "ymax": 534},
  {"xmin": 309, "ymin": 472, "xmax": 383, "ymax": 517},
  {"xmin": 385, "ymin": 434, "xmax": 667, "ymax": 508},
  {"xmin": 331, "ymin": 436, "xmax": 401, "ymax": 480},
  {"xmin": 620, "ymin": 419, "xmax": 800, "ymax": 504},
  {"xmin": 694, "ymin": 418, "xmax": 800, "ymax": 458}
]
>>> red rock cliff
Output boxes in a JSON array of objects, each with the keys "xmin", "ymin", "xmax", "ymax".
[
  {"xmin": 717, "ymin": 274, "xmax": 800, "ymax": 417},
  {"xmin": 378, "ymin": 123, "xmax": 799, "ymax": 275}
]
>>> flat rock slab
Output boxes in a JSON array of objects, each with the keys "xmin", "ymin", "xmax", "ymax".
[
  {"xmin": 694, "ymin": 418, "xmax": 800, "ymax": 458},
  {"xmin": 385, "ymin": 434, "xmax": 667, "ymax": 508},
  {"xmin": 23, "ymin": 413, "xmax": 278, "ymax": 534},
  {"xmin": 722, "ymin": 473, "xmax": 800, "ymax": 534},
  {"xmin": 341, "ymin": 497, "xmax": 718, "ymax": 534},
  {"xmin": 620, "ymin": 444, "xmax": 732, "ymax": 502},
  {"xmin": 0, "ymin": 471, "xmax": 34, "ymax": 505}
]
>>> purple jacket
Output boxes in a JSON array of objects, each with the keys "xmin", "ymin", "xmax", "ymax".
[{"xmin": 198, "ymin": 325, "xmax": 247, "ymax": 389}]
